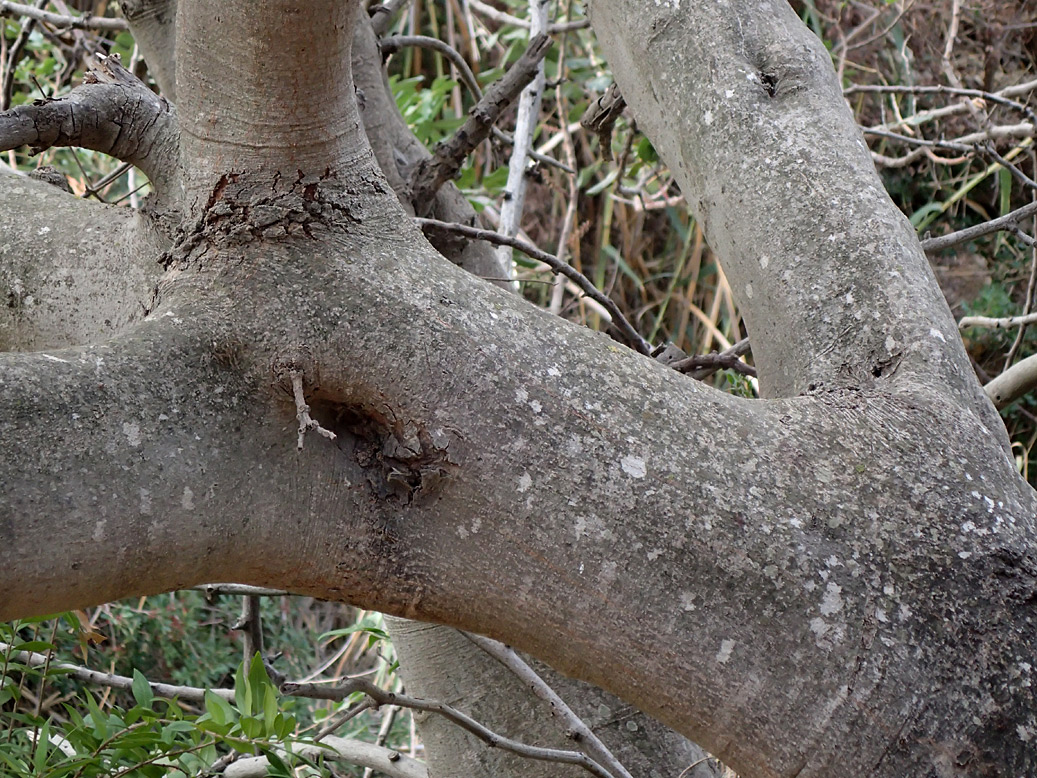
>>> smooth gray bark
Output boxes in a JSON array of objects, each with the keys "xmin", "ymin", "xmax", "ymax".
[
  {"xmin": 0, "ymin": 169, "xmax": 165, "ymax": 350},
  {"xmin": 0, "ymin": 1, "xmax": 1035, "ymax": 777},
  {"xmin": 387, "ymin": 619, "xmax": 719, "ymax": 778}
]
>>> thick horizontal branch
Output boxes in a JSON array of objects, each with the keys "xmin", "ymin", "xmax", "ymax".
[
  {"xmin": 409, "ymin": 33, "xmax": 551, "ymax": 209},
  {"xmin": 0, "ymin": 169, "xmax": 166, "ymax": 351},
  {"xmin": 0, "ymin": 54, "xmax": 180, "ymax": 199}
]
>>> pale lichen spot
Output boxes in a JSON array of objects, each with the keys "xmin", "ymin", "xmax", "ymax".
[
  {"xmin": 680, "ymin": 591, "xmax": 696, "ymax": 611},
  {"xmin": 515, "ymin": 387, "xmax": 528, "ymax": 403},
  {"xmin": 529, "ymin": 399, "xmax": 542, "ymax": 413},
  {"xmin": 621, "ymin": 455, "xmax": 646, "ymax": 479},
  {"xmin": 547, "ymin": 366, "xmax": 561, "ymax": 377},
  {"xmin": 715, "ymin": 639, "xmax": 735, "ymax": 664},
  {"xmin": 884, "ymin": 335, "xmax": 898, "ymax": 351},
  {"xmin": 517, "ymin": 472, "xmax": 532, "ymax": 493},
  {"xmin": 647, "ymin": 548, "xmax": 663, "ymax": 561},
  {"xmin": 820, "ymin": 582, "xmax": 843, "ymax": 616},
  {"xmin": 759, "ymin": 254, "xmax": 769, "ymax": 269},
  {"xmin": 470, "ymin": 517, "xmax": 482, "ymax": 534},
  {"xmin": 92, "ymin": 519, "xmax": 106, "ymax": 542},
  {"xmin": 181, "ymin": 486, "xmax": 195, "ymax": 511},
  {"xmin": 744, "ymin": 283, "xmax": 754, "ymax": 300},
  {"xmin": 929, "ymin": 328, "xmax": 946, "ymax": 343},
  {"xmin": 139, "ymin": 488, "xmax": 152, "ymax": 516},
  {"xmin": 122, "ymin": 421, "xmax": 142, "ymax": 447},
  {"xmin": 810, "ymin": 617, "xmax": 829, "ymax": 642},
  {"xmin": 703, "ymin": 109, "xmax": 714, "ymax": 125}
]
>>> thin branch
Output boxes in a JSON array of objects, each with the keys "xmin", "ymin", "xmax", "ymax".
[
  {"xmin": 379, "ymin": 35, "xmax": 482, "ymax": 101},
  {"xmin": 671, "ymin": 338, "xmax": 756, "ymax": 380},
  {"xmin": 194, "ymin": 583, "xmax": 290, "ymax": 597},
  {"xmin": 920, "ymin": 200, "xmax": 1037, "ymax": 253},
  {"xmin": 290, "ymin": 370, "xmax": 337, "ymax": 450},
  {"xmin": 493, "ymin": 0, "xmax": 550, "ymax": 283},
  {"xmin": 409, "ymin": 33, "xmax": 551, "ymax": 209},
  {"xmin": 845, "ymin": 82, "xmax": 1037, "ymax": 126},
  {"xmin": 0, "ymin": 0, "xmax": 126, "ymax": 31},
  {"xmin": 960, "ymin": 311, "xmax": 1037, "ymax": 330},
  {"xmin": 280, "ymin": 677, "xmax": 617, "ymax": 778},
  {"xmin": 415, "ymin": 216, "xmax": 652, "ymax": 355},
  {"xmin": 0, "ymin": 642, "xmax": 235, "ymax": 703},
  {"xmin": 463, "ymin": 633, "xmax": 634, "ymax": 778},
  {"xmin": 466, "ymin": 0, "xmax": 587, "ymax": 32},
  {"xmin": 1, "ymin": 0, "xmax": 44, "ymax": 112}
]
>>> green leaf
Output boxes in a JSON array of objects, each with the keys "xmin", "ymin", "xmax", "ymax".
[
  {"xmin": 131, "ymin": 669, "xmax": 154, "ymax": 709},
  {"xmin": 13, "ymin": 640, "xmax": 57, "ymax": 653},
  {"xmin": 263, "ymin": 685, "xmax": 279, "ymax": 737},
  {"xmin": 204, "ymin": 690, "xmax": 235, "ymax": 727},
  {"xmin": 274, "ymin": 712, "xmax": 296, "ymax": 741},
  {"xmin": 263, "ymin": 748, "xmax": 292, "ymax": 777},
  {"xmin": 32, "ymin": 719, "xmax": 52, "ymax": 773},
  {"xmin": 234, "ymin": 661, "xmax": 250, "ymax": 716}
]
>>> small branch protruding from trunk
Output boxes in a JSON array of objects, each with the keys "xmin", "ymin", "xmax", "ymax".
[{"xmin": 290, "ymin": 370, "xmax": 336, "ymax": 450}]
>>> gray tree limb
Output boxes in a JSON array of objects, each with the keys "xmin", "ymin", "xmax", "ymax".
[
  {"xmin": 0, "ymin": 169, "xmax": 166, "ymax": 350},
  {"xmin": 0, "ymin": 53, "xmax": 180, "ymax": 200}
]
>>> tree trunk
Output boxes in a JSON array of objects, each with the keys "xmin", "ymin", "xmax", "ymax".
[{"xmin": 0, "ymin": 1, "xmax": 1034, "ymax": 776}]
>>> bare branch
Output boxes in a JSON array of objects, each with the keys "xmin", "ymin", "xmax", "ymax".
[
  {"xmin": 984, "ymin": 353, "xmax": 1037, "ymax": 410},
  {"xmin": 845, "ymin": 82, "xmax": 1037, "ymax": 125},
  {"xmin": 224, "ymin": 735, "xmax": 427, "ymax": 778},
  {"xmin": 379, "ymin": 35, "xmax": 482, "ymax": 100},
  {"xmin": 672, "ymin": 338, "xmax": 756, "ymax": 380},
  {"xmin": 0, "ymin": 53, "xmax": 180, "ymax": 199},
  {"xmin": 466, "ymin": 0, "xmax": 587, "ymax": 32},
  {"xmin": 464, "ymin": 632, "xmax": 635, "ymax": 778},
  {"xmin": 290, "ymin": 370, "xmax": 337, "ymax": 450},
  {"xmin": 414, "ymin": 216, "xmax": 652, "ymax": 355},
  {"xmin": 920, "ymin": 200, "xmax": 1037, "ymax": 253},
  {"xmin": 194, "ymin": 583, "xmax": 290, "ymax": 597},
  {"xmin": 409, "ymin": 33, "xmax": 551, "ymax": 209},
  {"xmin": 0, "ymin": 0, "xmax": 127, "ymax": 31},
  {"xmin": 0, "ymin": 641, "xmax": 235, "ymax": 702},
  {"xmin": 280, "ymin": 677, "xmax": 618, "ymax": 778}
]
